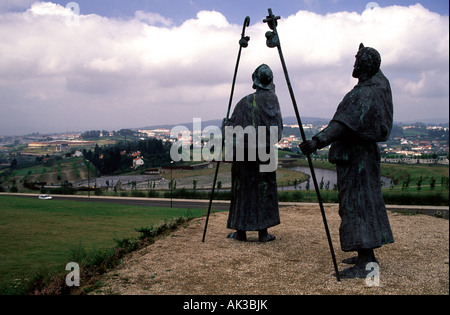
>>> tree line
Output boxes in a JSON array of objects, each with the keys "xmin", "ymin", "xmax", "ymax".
[
  {"xmin": 81, "ymin": 128, "xmax": 147, "ymax": 139},
  {"xmin": 83, "ymin": 138, "xmax": 171, "ymax": 176}
]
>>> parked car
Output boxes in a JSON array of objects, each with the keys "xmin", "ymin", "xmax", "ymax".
[{"xmin": 38, "ymin": 194, "xmax": 53, "ymax": 200}]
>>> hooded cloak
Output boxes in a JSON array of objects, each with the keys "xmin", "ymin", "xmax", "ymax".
[
  {"xmin": 313, "ymin": 69, "xmax": 394, "ymax": 252},
  {"xmin": 225, "ymin": 88, "xmax": 283, "ymax": 231}
]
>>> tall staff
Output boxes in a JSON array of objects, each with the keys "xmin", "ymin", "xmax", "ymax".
[
  {"xmin": 263, "ymin": 8, "xmax": 340, "ymax": 281},
  {"xmin": 202, "ymin": 16, "xmax": 251, "ymax": 242}
]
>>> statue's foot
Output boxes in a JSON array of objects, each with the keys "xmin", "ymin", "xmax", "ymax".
[
  {"xmin": 258, "ymin": 229, "xmax": 276, "ymax": 242},
  {"xmin": 226, "ymin": 231, "xmax": 247, "ymax": 241},
  {"xmin": 342, "ymin": 256, "xmax": 358, "ymax": 264},
  {"xmin": 338, "ymin": 265, "xmax": 369, "ymax": 279},
  {"xmin": 258, "ymin": 233, "xmax": 276, "ymax": 242},
  {"xmin": 342, "ymin": 254, "xmax": 378, "ymax": 265}
]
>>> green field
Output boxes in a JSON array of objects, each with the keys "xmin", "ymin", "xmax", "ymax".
[
  {"xmin": 0, "ymin": 195, "xmax": 205, "ymax": 293},
  {"xmin": 290, "ymin": 159, "xmax": 449, "ymax": 187},
  {"xmin": 1, "ymin": 156, "xmax": 90, "ymax": 192}
]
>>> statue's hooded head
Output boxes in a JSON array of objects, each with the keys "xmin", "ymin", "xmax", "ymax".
[
  {"xmin": 352, "ymin": 43, "xmax": 381, "ymax": 79},
  {"xmin": 252, "ymin": 64, "xmax": 275, "ymax": 90}
]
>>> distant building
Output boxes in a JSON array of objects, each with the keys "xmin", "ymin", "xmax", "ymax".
[
  {"xmin": 133, "ymin": 157, "xmax": 144, "ymax": 169},
  {"xmin": 382, "ymin": 157, "xmax": 449, "ymax": 165},
  {"xmin": 28, "ymin": 140, "xmax": 96, "ymax": 148},
  {"xmin": 145, "ymin": 168, "xmax": 160, "ymax": 175}
]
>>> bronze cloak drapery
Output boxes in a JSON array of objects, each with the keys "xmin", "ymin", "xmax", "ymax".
[
  {"xmin": 225, "ymin": 88, "xmax": 283, "ymax": 231},
  {"xmin": 314, "ymin": 70, "xmax": 394, "ymax": 252}
]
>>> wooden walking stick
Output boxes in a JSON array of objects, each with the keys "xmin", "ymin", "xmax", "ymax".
[
  {"xmin": 263, "ymin": 8, "xmax": 340, "ymax": 281},
  {"xmin": 202, "ymin": 16, "xmax": 250, "ymax": 242}
]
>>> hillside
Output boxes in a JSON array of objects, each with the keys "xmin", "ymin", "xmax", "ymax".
[
  {"xmin": 138, "ymin": 116, "xmax": 332, "ymax": 131},
  {"xmin": 1, "ymin": 157, "xmax": 89, "ymax": 191}
]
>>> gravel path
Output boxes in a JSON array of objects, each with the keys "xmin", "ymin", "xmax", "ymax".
[{"xmin": 93, "ymin": 205, "xmax": 449, "ymax": 295}]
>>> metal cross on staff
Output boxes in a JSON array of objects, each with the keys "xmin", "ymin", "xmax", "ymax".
[{"xmin": 263, "ymin": 8, "xmax": 341, "ymax": 281}]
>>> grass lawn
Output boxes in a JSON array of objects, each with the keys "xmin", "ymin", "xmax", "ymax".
[{"xmin": 0, "ymin": 195, "xmax": 205, "ymax": 291}]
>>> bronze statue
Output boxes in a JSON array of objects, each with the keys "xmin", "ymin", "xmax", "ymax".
[
  {"xmin": 300, "ymin": 44, "xmax": 394, "ymax": 277},
  {"xmin": 224, "ymin": 64, "xmax": 283, "ymax": 242}
]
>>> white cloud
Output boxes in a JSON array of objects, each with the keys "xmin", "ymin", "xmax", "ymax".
[
  {"xmin": 28, "ymin": 1, "xmax": 67, "ymax": 15},
  {"xmin": 0, "ymin": 2, "xmax": 448, "ymax": 135},
  {"xmin": 403, "ymin": 70, "xmax": 449, "ymax": 98},
  {"xmin": 85, "ymin": 57, "xmax": 124, "ymax": 73},
  {"xmin": 134, "ymin": 11, "xmax": 173, "ymax": 27}
]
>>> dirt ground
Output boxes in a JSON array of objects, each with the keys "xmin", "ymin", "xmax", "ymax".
[{"xmin": 93, "ymin": 205, "xmax": 449, "ymax": 295}]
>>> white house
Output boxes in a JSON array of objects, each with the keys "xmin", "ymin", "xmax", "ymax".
[
  {"xmin": 73, "ymin": 150, "xmax": 83, "ymax": 157},
  {"xmin": 133, "ymin": 157, "xmax": 144, "ymax": 169}
]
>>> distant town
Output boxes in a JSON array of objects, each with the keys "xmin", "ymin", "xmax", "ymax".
[
  {"xmin": 279, "ymin": 121, "xmax": 449, "ymax": 165},
  {"xmin": 0, "ymin": 118, "xmax": 448, "ymax": 168}
]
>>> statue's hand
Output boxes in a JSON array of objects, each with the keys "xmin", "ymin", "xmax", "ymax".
[{"xmin": 299, "ymin": 139, "xmax": 318, "ymax": 155}]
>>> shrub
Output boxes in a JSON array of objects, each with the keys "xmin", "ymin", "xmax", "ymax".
[
  {"xmin": 382, "ymin": 191, "xmax": 448, "ymax": 206},
  {"xmin": 147, "ymin": 190, "xmax": 159, "ymax": 198},
  {"xmin": 130, "ymin": 190, "xmax": 146, "ymax": 197}
]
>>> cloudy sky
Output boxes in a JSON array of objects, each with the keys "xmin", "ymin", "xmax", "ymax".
[{"xmin": 0, "ymin": 0, "xmax": 448, "ymax": 135}]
